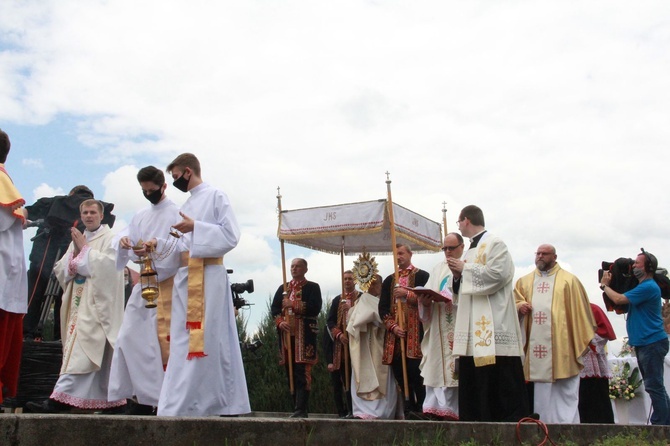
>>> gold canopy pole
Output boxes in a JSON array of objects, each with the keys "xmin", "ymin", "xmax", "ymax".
[
  {"xmin": 385, "ymin": 172, "xmax": 410, "ymax": 402},
  {"xmin": 277, "ymin": 187, "xmax": 294, "ymax": 395},
  {"xmin": 340, "ymin": 237, "xmax": 350, "ymax": 391},
  {"xmin": 442, "ymin": 201, "xmax": 448, "ymax": 238}
]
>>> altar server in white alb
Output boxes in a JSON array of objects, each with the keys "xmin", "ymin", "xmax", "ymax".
[
  {"xmin": 416, "ymin": 232, "xmax": 463, "ymax": 421},
  {"xmin": 448, "ymin": 205, "xmax": 529, "ymax": 422},
  {"xmin": 108, "ymin": 166, "xmax": 181, "ymax": 413},
  {"xmin": 514, "ymin": 244, "xmax": 596, "ymax": 424},
  {"xmin": 151, "ymin": 153, "xmax": 250, "ymax": 417},
  {"xmin": 0, "ymin": 129, "xmax": 27, "ymax": 407},
  {"xmin": 346, "ymin": 274, "xmax": 399, "ymax": 419},
  {"xmin": 27, "ymin": 199, "xmax": 126, "ymax": 413}
]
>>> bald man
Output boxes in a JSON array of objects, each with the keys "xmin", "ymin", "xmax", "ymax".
[{"xmin": 514, "ymin": 244, "xmax": 596, "ymax": 423}]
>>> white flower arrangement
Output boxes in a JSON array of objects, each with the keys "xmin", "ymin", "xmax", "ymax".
[{"xmin": 609, "ymin": 361, "xmax": 642, "ymax": 400}]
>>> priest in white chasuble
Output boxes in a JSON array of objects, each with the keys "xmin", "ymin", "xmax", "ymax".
[
  {"xmin": 514, "ymin": 243, "xmax": 596, "ymax": 424},
  {"xmin": 26, "ymin": 199, "xmax": 126, "ymax": 413},
  {"xmin": 347, "ymin": 274, "xmax": 399, "ymax": 419},
  {"xmin": 448, "ymin": 205, "xmax": 529, "ymax": 422}
]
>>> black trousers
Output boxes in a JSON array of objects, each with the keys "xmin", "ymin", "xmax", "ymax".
[
  {"xmin": 330, "ymin": 363, "xmax": 352, "ymax": 416},
  {"xmin": 579, "ymin": 377, "xmax": 614, "ymax": 423},
  {"xmin": 390, "ymin": 354, "xmax": 425, "ymax": 413},
  {"xmin": 458, "ymin": 355, "xmax": 530, "ymax": 422}
]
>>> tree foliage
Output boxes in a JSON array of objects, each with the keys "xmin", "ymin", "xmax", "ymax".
[{"xmin": 239, "ymin": 296, "xmax": 337, "ymax": 415}]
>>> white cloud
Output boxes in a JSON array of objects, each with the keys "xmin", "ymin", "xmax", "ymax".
[
  {"xmin": 32, "ymin": 182, "xmax": 64, "ymax": 201},
  {"xmin": 3, "ymin": 0, "xmax": 670, "ymax": 338},
  {"xmin": 22, "ymin": 158, "xmax": 43, "ymax": 169}
]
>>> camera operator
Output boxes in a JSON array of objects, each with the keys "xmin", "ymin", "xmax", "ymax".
[
  {"xmin": 23, "ymin": 186, "xmax": 115, "ymax": 340},
  {"xmin": 600, "ymin": 249, "xmax": 670, "ymax": 425}
]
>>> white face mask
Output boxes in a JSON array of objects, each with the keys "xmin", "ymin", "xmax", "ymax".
[{"xmin": 633, "ymin": 268, "xmax": 646, "ymax": 280}]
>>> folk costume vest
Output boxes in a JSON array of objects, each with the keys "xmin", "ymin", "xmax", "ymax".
[{"xmin": 382, "ymin": 266, "xmax": 424, "ymax": 364}]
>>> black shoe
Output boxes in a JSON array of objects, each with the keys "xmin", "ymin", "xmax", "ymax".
[
  {"xmin": 98, "ymin": 405, "xmax": 127, "ymax": 415},
  {"xmin": 289, "ymin": 410, "xmax": 308, "ymax": 418},
  {"xmin": 125, "ymin": 400, "xmax": 155, "ymax": 415},
  {"xmin": 24, "ymin": 399, "xmax": 71, "ymax": 414},
  {"xmin": 406, "ymin": 411, "xmax": 430, "ymax": 420}
]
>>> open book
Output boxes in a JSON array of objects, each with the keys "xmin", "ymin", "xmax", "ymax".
[{"xmin": 400, "ymin": 286, "xmax": 452, "ymax": 303}]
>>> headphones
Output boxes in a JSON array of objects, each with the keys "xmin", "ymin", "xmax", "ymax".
[{"xmin": 640, "ymin": 248, "xmax": 658, "ymax": 274}]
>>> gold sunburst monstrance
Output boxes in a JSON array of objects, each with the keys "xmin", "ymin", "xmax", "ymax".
[{"xmin": 352, "ymin": 251, "xmax": 379, "ymax": 292}]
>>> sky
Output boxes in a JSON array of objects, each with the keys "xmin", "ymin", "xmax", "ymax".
[{"xmin": 2, "ymin": 0, "xmax": 670, "ymax": 353}]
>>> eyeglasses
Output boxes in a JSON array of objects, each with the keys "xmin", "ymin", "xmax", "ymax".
[
  {"xmin": 442, "ymin": 243, "xmax": 463, "ymax": 252},
  {"xmin": 456, "ymin": 218, "xmax": 465, "ymax": 224}
]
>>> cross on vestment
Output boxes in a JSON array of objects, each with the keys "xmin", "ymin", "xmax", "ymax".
[
  {"xmin": 533, "ymin": 344, "xmax": 549, "ymax": 359},
  {"xmin": 535, "ymin": 282, "xmax": 551, "ymax": 293},
  {"xmin": 475, "ymin": 315, "xmax": 491, "ymax": 331},
  {"xmin": 533, "ymin": 311, "xmax": 548, "ymax": 325}
]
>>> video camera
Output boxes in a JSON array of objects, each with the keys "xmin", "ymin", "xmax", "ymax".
[
  {"xmin": 599, "ymin": 257, "xmax": 670, "ymax": 314},
  {"xmin": 226, "ymin": 269, "xmax": 254, "ymax": 310},
  {"xmin": 598, "ymin": 258, "xmax": 637, "ymax": 314}
]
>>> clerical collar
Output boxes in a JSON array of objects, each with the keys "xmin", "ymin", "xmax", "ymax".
[{"xmin": 468, "ymin": 230, "xmax": 487, "ymax": 249}]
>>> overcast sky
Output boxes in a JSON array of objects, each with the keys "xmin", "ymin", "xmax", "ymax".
[{"xmin": 2, "ymin": 1, "xmax": 670, "ymax": 352}]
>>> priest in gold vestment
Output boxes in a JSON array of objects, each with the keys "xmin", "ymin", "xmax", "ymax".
[{"xmin": 514, "ymin": 244, "xmax": 596, "ymax": 424}]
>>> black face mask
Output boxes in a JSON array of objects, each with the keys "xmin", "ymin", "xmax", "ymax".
[
  {"xmin": 172, "ymin": 173, "xmax": 190, "ymax": 193},
  {"xmin": 143, "ymin": 187, "xmax": 163, "ymax": 205}
]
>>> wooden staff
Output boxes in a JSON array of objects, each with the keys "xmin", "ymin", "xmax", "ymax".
[
  {"xmin": 385, "ymin": 172, "xmax": 409, "ymax": 402},
  {"xmin": 277, "ymin": 187, "xmax": 294, "ymax": 395},
  {"xmin": 340, "ymin": 238, "xmax": 350, "ymax": 391},
  {"xmin": 442, "ymin": 201, "xmax": 448, "ymax": 238}
]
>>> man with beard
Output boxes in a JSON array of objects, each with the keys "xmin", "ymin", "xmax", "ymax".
[{"xmin": 514, "ymin": 244, "xmax": 595, "ymax": 423}]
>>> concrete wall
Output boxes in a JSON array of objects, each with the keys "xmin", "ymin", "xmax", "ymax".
[{"xmin": 1, "ymin": 415, "xmax": 669, "ymax": 446}]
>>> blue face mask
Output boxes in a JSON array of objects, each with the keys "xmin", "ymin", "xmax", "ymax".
[{"xmin": 172, "ymin": 173, "xmax": 190, "ymax": 193}]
